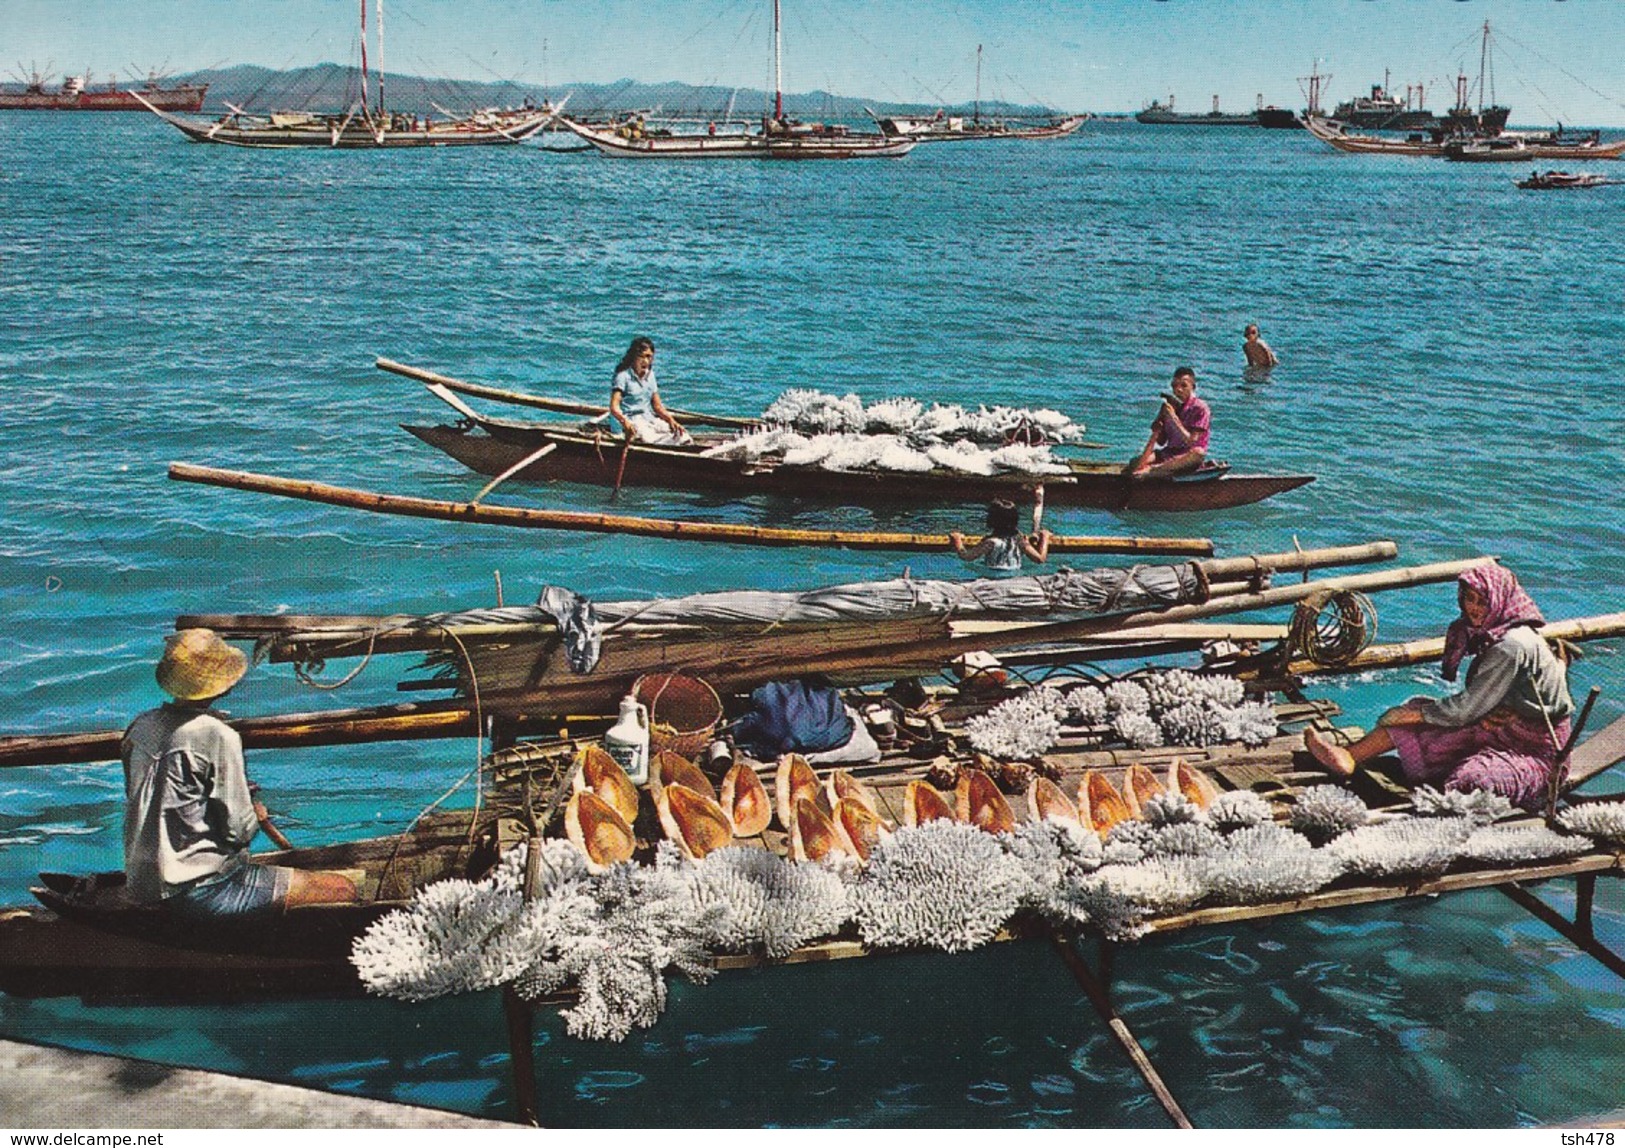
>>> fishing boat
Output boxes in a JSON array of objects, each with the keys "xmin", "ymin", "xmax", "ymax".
[
  {"xmin": 0, "ymin": 68, "xmax": 207, "ymax": 112},
  {"xmin": 1304, "ymin": 114, "xmax": 1449, "ymax": 157},
  {"xmin": 1135, "ymin": 95, "xmax": 1255, "ymax": 127},
  {"xmin": 1515, "ymin": 170, "xmax": 1617, "ymax": 190},
  {"xmin": 403, "ymin": 413, "xmax": 1311, "ymax": 513},
  {"xmin": 866, "ymin": 46, "xmax": 1084, "ymax": 142},
  {"xmin": 131, "ymin": 2, "xmax": 552, "ymax": 148},
  {"xmin": 560, "ymin": 1, "xmax": 911, "ymax": 160},
  {"xmin": 1445, "ymin": 131, "xmax": 1625, "ymax": 162}
]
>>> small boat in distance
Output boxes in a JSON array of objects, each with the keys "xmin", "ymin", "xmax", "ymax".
[
  {"xmin": 562, "ymin": 1, "xmax": 911, "ymax": 160},
  {"xmin": 1515, "ymin": 170, "xmax": 1617, "ymax": 190},
  {"xmin": 132, "ymin": 2, "xmax": 552, "ymax": 147},
  {"xmin": 1136, "ymin": 94, "xmax": 1256, "ymax": 126},
  {"xmin": 866, "ymin": 46, "xmax": 1085, "ymax": 142},
  {"xmin": 0, "ymin": 68, "xmax": 207, "ymax": 112}
]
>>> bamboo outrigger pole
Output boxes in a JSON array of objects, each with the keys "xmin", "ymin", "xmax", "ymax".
[{"xmin": 167, "ymin": 462, "xmax": 1217, "ymax": 557}]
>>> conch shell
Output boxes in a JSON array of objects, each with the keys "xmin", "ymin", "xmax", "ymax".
[
  {"xmin": 825, "ymin": 769, "xmax": 877, "ymax": 815},
  {"xmin": 719, "ymin": 758, "xmax": 772, "ymax": 838},
  {"xmin": 903, "ymin": 780, "xmax": 956, "ymax": 828},
  {"xmin": 775, "ymin": 753, "xmax": 822, "ymax": 830},
  {"xmin": 1167, "ymin": 758, "xmax": 1220, "ymax": 809},
  {"xmin": 656, "ymin": 783, "xmax": 733, "ymax": 859},
  {"xmin": 564, "ymin": 790, "xmax": 635, "ymax": 870},
  {"xmin": 832, "ymin": 797, "xmax": 888, "ymax": 861},
  {"xmin": 790, "ymin": 796, "xmax": 848, "ymax": 863},
  {"xmin": 1120, "ymin": 763, "xmax": 1166, "ymax": 819},
  {"xmin": 573, "ymin": 744, "xmax": 640, "ymax": 825},
  {"xmin": 956, "ymin": 768, "xmax": 1015, "ymax": 835},
  {"xmin": 653, "ymin": 750, "xmax": 716, "ymax": 802},
  {"xmin": 1078, "ymin": 770, "xmax": 1133, "ymax": 838},
  {"xmin": 1026, "ymin": 775, "xmax": 1080, "ymax": 825}
]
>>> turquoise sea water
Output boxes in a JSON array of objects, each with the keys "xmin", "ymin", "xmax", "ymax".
[{"xmin": 1, "ymin": 114, "xmax": 1623, "ymax": 1127}]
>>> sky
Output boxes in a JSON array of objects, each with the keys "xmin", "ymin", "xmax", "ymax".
[{"xmin": 8, "ymin": 0, "xmax": 1625, "ymax": 124}]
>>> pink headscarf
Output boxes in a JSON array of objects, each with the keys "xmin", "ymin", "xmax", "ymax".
[{"xmin": 1439, "ymin": 563, "xmax": 1545, "ymax": 682}]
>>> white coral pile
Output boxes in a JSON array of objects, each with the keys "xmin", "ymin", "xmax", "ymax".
[
  {"xmin": 1113, "ymin": 711, "xmax": 1164, "ymax": 749},
  {"xmin": 678, "ymin": 844, "xmax": 852, "ymax": 959},
  {"xmin": 703, "ymin": 428, "xmax": 1066, "ymax": 477},
  {"xmin": 1326, "ymin": 817, "xmax": 1473, "ymax": 879},
  {"xmin": 1005, "ymin": 819, "xmax": 1106, "ymax": 920},
  {"xmin": 1288, "ymin": 785, "xmax": 1371, "ymax": 845},
  {"xmin": 1065, "ymin": 684, "xmax": 1109, "ymax": 724},
  {"xmin": 1197, "ymin": 823, "xmax": 1345, "ymax": 904},
  {"xmin": 759, "ymin": 389, "xmax": 1088, "ymax": 446},
  {"xmin": 1157, "ymin": 702, "xmax": 1227, "ymax": 750},
  {"xmin": 1207, "ymin": 789, "xmax": 1275, "ymax": 832},
  {"xmin": 1557, "ymin": 802, "xmax": 1625, "ymax": 844},
  {"xmin": 964, "ymin": 686, "xmax": 1068, "ymax": 759},
  {"xmin": 1104, "ymin": 679, "xmax": 1152, "ymax": 716},
  {"xmin": 1461, "ymin": 823, "xmax": 1592, "ymax": 866},
  {"xmin": 851, "ymin": 820, "xmax": 1030, "ymax": 953},
  {"xmin": 1132, "ymin": 669, "xmax": 1275, "ymax": 748},
  {"xmin": 1411, "ymin": 785, "xmax": 1515, "ymax": 825}
]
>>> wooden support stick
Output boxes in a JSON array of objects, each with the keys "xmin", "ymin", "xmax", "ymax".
[
  {"xmin": 168, "ymin": 461, "xmax": 1215, "ymax": 556},
  {"xmin": 1283, "ymin": 611, "xmax": 1625, "ymax": 678},
  {"xmin": 1048, "ymin": 931, "xmax": 1193, "ymax": 1129},
  {"xmin": 1498, "ymin": 880, "xmax": 1625, "ymax": 983}
]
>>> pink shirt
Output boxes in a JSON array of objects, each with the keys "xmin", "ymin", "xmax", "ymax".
[{"xmin": 1153, "ymin": 394, "xmax": 1210, "ymax": 461}]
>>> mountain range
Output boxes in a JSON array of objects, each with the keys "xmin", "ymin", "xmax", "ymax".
[{"xmin": 176, "ymin": 63, "xmax": 1061, "ymax": 120}]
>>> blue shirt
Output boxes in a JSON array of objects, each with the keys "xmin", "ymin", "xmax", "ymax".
[{"xmin": 612, "ymin": 367, "xmax": 660, "ymax": 420}]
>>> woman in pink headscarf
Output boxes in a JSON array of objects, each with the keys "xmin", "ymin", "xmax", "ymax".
[{"xmin": 1305, "ymin": 564, "xmax": 1574, "ymax": 810}]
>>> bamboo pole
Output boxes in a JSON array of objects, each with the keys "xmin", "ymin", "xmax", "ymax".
[
  {"xmin": 1287, "ymin": 611, "xmax": 1625, "ymax": 677},
  {"xmin": 167, "ymin": 461, "xmax": 1216, "ymax": 557},
  {"xmin": 375, "ymin": 357, "xmax": 759, "ymax": 429}
]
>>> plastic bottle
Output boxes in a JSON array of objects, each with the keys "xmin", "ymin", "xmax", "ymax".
[{"xmin": 603, "ymin": 694, "xmax": 650, "ymax": 784}]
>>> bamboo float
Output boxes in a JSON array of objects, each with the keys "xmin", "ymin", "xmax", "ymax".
[
  {"xmin": 376, "ymin": 358, "xmax": 760, "ymax": 430},
  {"xmin": 167, "ymin": 461, "xmax": 1216, "ymax": 557}
]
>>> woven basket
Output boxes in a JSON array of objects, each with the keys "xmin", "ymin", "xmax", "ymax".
[{"xmin": 633, "ymin": 672, "xmax": 723, "ymax": 759}]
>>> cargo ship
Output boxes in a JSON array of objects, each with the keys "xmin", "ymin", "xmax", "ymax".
[
  {"xmin": 0, "ymin": 71, "xmax": 208, "ymax": 112},
  {"xmin": 1135, "ymin": 95, "xmax": 1255, "ymax": 127}
]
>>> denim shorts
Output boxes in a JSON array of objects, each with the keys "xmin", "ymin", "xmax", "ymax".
[{"xmin": 168, "ymin": 862, "xmax": 292, "ymax": 919}]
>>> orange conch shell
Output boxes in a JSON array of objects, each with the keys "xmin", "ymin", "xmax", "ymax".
[
  {"xmin": 719, "ymin": 758, "xmax": 772, "ymax": 838},
  {"xmin": 956, "ymin": 768, "xmax": 1016, "ymax": 835},
  {"xmin": 1079, "ymin": 770, "xmax": 1133, "ymax": 838},
  {"xmin": 656, "ymin": 783, "xmax": 733, "ymax": 859},
  {"xmin": 1121, "ymin": 763, "xmax": 1166, "ymax": 819},
  {"xmin": 1026, "ymin": 775, "xmax": 1080, "ymax": 825},
  {"xmin": 564, "ymin": 790, "xmax": 636, "ymax": 870},
  {"xmin": 833, "ymin": 797, "xmax": 888, "ymax": 861},
  {"xmin": 790, "ymin": 796, "xmax": 849, "ymax": 862},
  {"xmin": 903, "ymin": 780, "xmax": 957, "ymax": 828},
  {"xmin": 1167, "ymin": 758, "xmax": 1221, "ymax": 810},
  {"xmin": 573, "ymin": 744, "xmax": 640, "ymax": 825},
  {"xmin": 775, "ymin": 753, "xmax": 822, "ymax": 830},
  {"xmin": 825, "ymin": 769, "xmax": 877, "ymax": 816},
  {"xmin": 653, "ymin": 750, "xmax": 716, "ymax": 802}
]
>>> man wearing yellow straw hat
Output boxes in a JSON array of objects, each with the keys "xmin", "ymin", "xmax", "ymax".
[{"xmin": 121, "ymin": 628, "xmax": 358, "ymax": 916}]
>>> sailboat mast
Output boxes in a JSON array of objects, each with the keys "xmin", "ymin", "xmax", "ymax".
[
  {"xmin": 376, "ymin": 0, "xmax": 386, "ymax": 117},
  {"xmin": 974, "ymin": 44, "xmax": 982, "ymax": 123},
  {"xmin": 1478, "ymin": 20, "xmax": 1488, "ymax": 112},
  {"xmin": 359, "ymin": 0, "xmax": 369, "ymax": 116},
  {"xmin": 773, "ymin": 0, "xmax": 783, "ymax": 121}
]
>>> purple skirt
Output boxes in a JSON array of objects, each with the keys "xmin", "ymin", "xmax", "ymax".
[{"xmin": 1388, "ymin": 712, "xmax": 1570, "ymax": 811}]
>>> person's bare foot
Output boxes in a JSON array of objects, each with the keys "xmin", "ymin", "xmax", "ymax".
[{"xmin": 1304, "ymin": 728, "xmax": 1357, "ymax": 778}]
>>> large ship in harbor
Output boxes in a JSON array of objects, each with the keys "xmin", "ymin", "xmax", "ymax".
[
  {"xmin": 0, "ymin": 70, "xmax": 208, "ymax": 112},
  {"xmin": 1135, "ymin": 94, "xmax": 1255, "ymax": 126}
]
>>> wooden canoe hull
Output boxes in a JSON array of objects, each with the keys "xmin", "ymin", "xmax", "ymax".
[{"xmin": 404, "ymin": 423, "xmax": 1313, "ymax": 513}]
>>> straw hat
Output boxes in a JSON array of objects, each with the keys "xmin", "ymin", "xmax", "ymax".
[{"xmin": 155, "ymin": 628, "xmax": 248, "ymax": 701}]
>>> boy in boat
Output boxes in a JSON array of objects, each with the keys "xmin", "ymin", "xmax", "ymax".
[
  {"xmin": 121, "ymin": 629, "xmax": 359, "ymax": 917},
  {"xmin": 609, "ymin": 336, "xmax": 692, "ymax": 446},
  {"xmin": 1243, "ymin": 324, "xmax": 1279, "ymax": 369},
  {"xmin": 1304, "ymin": 565, "xmax": 1574, "ymax": 811},
  {"xmin": 1129, "ymin": 366, "xmax": 1210, "ymax": 478},
  {"xmin": 950, "ymin": 497, "xmax": 1052, "ymax": 572}
]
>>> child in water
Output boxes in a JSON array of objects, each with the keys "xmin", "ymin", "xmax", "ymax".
[{"xmin": 949, "ymin": 497, "xmax": 1051, "ymax": 571}]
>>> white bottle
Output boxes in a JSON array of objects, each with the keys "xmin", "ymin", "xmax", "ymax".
[{"xmin": 603, "ymin": 694, "xmax": 650, "ymax": 784}]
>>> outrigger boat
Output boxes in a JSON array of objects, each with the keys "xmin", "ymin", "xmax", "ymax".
[
  {"xmin": 1516, "ymin": 170, "xmax": 1617, "ymax": 190},
  {"xmin": 560, "ymin": 1, "xmax": 911, "ymax": 160},
  {"xmin": 865, "ymin": 46, "xmax": 1085, "ymax": 143}
]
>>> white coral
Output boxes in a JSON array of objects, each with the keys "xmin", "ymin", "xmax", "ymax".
[
  {"xmin": 1198, "ymin": 823, "xmax": 1343, "ymax": 904},
  {"xmin": 1216, "ymin": 701, "xmax": 1278, "ymax": 747},
  {"xmin": 1103, "ymin": 679, "xmax": 1152, "ymax": 716},
  {"xmin": 1065, "ymin": 684, "xmax": 1109, "ymax": 724},
  {"xmin": 1158, "ymin": 701, "xmax": 1227, "ymax": 748},
  {"xmin": 1461, "ymin": 823, "xmax": 1592, "ymax": 865},
  {"xmin": 680, "ymin": 845, "xmax": 852, "ymax": 959},
  {"xmin": 1557, "ymin": 802, "xmax": 1625, "ymax": 844},
  {"xmin": 964, "ymin": 686, "xmax": 1067, "ymax": 759},
  {"xmin": 1326, "ymin": 817, "xmax": 1472, "ymax": 879},
  {"xmin": 1207, "ymin": 789, "xmax": 1275, "ymax": 832},
  {"xmin": 852, "ymin": 821, "xmax": 1030, "ymax": 953},
  {"xmin": 1288, "ymin": 785, "xmax": 1370, "ymax": 845},
  {"xmin": 1141, "ymin": 791, "xmax": 1201, "ymax": 829},
  {"xmin": 1411, "ymin": 785, "xmax": 1515, "ymax": 825},
  {"xmin": 1112, "ymin": 711, "xmax": 1163, "ymax": 749}
]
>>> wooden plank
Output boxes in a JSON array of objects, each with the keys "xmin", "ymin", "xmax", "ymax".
[{"xmin": 1567, "ymin": 714, "xmax": 1625, "ymax": 788}]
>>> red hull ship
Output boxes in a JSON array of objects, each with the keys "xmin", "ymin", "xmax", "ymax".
[{"xmin": 0, "ymin": 73, "xmax": 207, "ymax": 112}]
